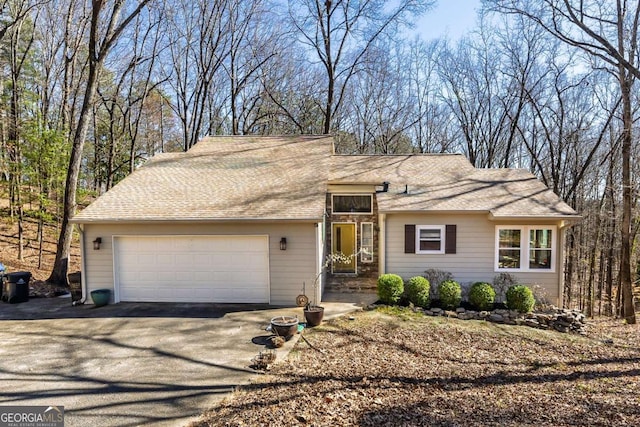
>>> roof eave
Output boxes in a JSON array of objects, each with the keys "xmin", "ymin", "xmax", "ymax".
[
  {"xmin": 378, "ymin": 208, "xmax": 581, "ymax": 222},
  {"xmin": 488, "ymin": 212, "xmax": 582, "ymax": 222},
  {"xmin": 70, "ymin": 216, "xmax": 325, "ymax": 224}
]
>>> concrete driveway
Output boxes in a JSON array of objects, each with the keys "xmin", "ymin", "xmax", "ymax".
[{"xmin": 0, "ymin": 295, "xmax": 370, "ymax": 426}]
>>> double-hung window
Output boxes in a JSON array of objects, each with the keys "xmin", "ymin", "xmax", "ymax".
[
  {"xmin": 496, "ymin": 226, "xmax": 556, "ymax": 272},
  {"xmin": 416, "ymin": 225, "xmax": 445, "ymax": 254},
  {"xmin": 404, "ymin": 224, "xmax": 456, "ymax": 254}
]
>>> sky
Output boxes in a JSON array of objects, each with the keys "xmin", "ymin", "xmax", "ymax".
[{"xmin": 412, "ymin": 0, "xmax": 482, "ymax": 41}]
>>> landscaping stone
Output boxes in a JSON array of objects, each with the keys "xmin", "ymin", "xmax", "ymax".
[
  {"xmin": 371, "ymin": 303, "xmax": 587, "ymax": 334},
  {"xmin": 524, "ymin": 319, "xmax": 540, "ymax": 328},
  {"xmin": 425, "ymin": 307, "xmax": 586, "ymax": 335},
  {"xmin": 489, "ymin": 313, "xmax": 504, "ymax": 322}
]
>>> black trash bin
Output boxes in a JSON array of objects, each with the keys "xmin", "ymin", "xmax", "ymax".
[{"xmin": 3, "ymin": 271, "xmax": 31, "ymax": 304}]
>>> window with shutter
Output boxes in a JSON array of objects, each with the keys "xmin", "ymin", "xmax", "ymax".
[{"xmin": 404, "ymin": 224, "xmax": 456, "ymax": 255}]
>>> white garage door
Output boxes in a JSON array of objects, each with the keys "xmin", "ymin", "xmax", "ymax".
[{"xmin": 114, "ymin": 235, "xmax": 270, "ymax": 303}]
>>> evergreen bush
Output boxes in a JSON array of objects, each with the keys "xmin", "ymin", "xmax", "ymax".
[
  {"xmin": 438, "ymin": 280, "xmax": 462, "ymax": 309},
  {"xmin": 468, "ymin": 282, "xmax": 496, "ymax": 311},
  {"xmin": 377, "ymin": 274, "xmax": 404, "ymax": 305},
  {"xmin": 506, "ymin": 285, "xmax": 535, "ymax": 313},
  {"xmin": 406, "ymin": 276, "xmax": 431, "ymax": 308}
]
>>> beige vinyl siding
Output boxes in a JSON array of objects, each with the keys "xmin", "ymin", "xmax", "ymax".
[
  {"xmin": 81, "ymin": 222, "xmax": 319, "ymax": 305},
  {"xmin": 385, "ymin": 213, "xmax": 564, "ymax": 305}
]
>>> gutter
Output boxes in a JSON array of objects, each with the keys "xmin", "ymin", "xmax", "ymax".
[{"xmin": 69, "ymin": 217, "xmax": 326, "ymax": 224}]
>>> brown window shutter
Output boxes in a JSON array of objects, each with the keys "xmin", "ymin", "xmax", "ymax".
[
  {"xmin": 405, "ymin": 225, "xmax": 416, "ymax": 253},
  {"xmin": 445, "ymin": 224, "xmax": 457, "ymax": 254}
]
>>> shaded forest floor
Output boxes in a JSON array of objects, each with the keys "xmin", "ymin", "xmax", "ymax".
[
  {"xmin": 0, "ymin": 210, "xmax": 81, "ymax": 282},
  {"xmin": 191, "ymin": 309, "xmax": 640, "ymax": 427}
]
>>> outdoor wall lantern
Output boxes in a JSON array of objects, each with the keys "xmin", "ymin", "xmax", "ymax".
[
  {"xmin": 93, "ymin": 237, "xmax": 102, "ymax": 250},
  {"xmin": 280, "ymin": 237, "xmax": 287, "ymax": 251}
]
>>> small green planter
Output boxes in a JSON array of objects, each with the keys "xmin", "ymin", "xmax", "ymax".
[{"xmin": 90, "ymin": 289, "xmax": 111, "ymax": 307}]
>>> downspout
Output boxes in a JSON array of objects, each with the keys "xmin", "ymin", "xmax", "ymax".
[
  {"xmin": 316, "ymin": 219, "xmax": 324, "ymax": 304},
  {"xmin": 378, "ymin": 213, "xmax": 386, "ymax": 275},
  {"xmin": 73, "ymin": 224, "xmax": 88, "ymax": 305}
]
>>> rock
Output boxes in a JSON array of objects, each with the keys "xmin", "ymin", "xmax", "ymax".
[
  {"xmin": 458, "ymin": 312, "xmax": 472, "ymax": 320},
  {"xmin": 553, "ymin": 324, "xmax": 569, "ymax": 333},
  {"xmin": 524, "ymin": 319, "xmax": 539, "ymax": 328},
  {"xmin": 456, "ymin": 307, "xmax": 466, "ymax": 313},
  {"xmin": 431, "ymin": 308, "xmax": 443, "ymax": 314},
  {"xmin": 489, "ymin": 313, "xmax": 504, "ymax": 323}
]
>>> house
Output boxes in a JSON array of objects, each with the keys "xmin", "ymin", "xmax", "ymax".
[{"xmin": 71, "ymin": 135, "xmax": 579, "ymax": 306}]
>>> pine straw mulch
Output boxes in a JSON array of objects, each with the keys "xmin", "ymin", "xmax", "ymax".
[{"xmin": 190, "ymin": 308, "xmax": 640, "ymax": 427}]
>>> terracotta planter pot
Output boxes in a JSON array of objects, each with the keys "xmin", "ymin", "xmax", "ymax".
[
  {"xmin": 304, "ymin": 306, "xmax": 325, "ymax": 327},
  {"xmin": 270, "ymin": 316, "xmax": 298, "ymax": 339}
]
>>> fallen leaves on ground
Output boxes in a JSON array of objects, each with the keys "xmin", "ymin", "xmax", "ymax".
[{"xmin": 191, "ymin": 310, "xmax": 640, "ymax": 427}]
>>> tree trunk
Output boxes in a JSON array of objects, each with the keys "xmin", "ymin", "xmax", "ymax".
[
  {"xmin": 619, "ymin": 72, "xmax": 636, "ymax": 324},
  {"xmin": 47, "ymin": 60, "xmax": 100, "ymax": 286}
]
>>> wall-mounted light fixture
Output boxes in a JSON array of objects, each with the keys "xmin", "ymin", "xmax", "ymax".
[
  {"xmin": 93, "ymin": 237, "xmax": 102, "ymax": 250},
  {"xmin": 279, "ymin": 237, "xmax": 287, "ymax": 251}
]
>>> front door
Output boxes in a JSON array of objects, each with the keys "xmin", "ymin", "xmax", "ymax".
[{"xmin": 332, "ymin": 223, "xmax": 356, "ymax": 273}]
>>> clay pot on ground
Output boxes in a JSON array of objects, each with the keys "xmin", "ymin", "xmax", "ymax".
[{"xmin": 304, "ymin": 306, "xmax": 324, "ymax": 327}]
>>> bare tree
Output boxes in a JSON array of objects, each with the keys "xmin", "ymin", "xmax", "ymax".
[
  {"xmin": 1, "ymin": 1, "xmax": 39, "ymax": 261},
  {"xmin": 485, "ymin": 0, "xmax": 639, "ymax": 324},
  {"xmin": 48, "ymin": 0, "xmax": 154, "ymax": 286},
  {"xmin": 288, "ymin": 0, "xmax": 433, "ymax": 135},
  {"xmin": 163, "ymin": 0, "xmax": 231, "ymax": 151}
]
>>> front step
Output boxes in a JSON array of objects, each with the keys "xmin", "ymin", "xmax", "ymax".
[{"xmin": 325, "ymin": 276, "xmax": 377, "ymax": 293}]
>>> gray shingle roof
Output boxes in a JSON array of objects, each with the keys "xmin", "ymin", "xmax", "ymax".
[
  {"xmin": 330, "ymin": 154, "xmax": 577, "ymax": 218},
  {"xmin": 72, "ymin": 135, "xmax": 334, "ymax": 222},
  {"xmin": 72, "ymin": 136, "xmax": 578, "ymax": 222},
  {"xmin": 375, "ymin": 168, "xmax": 578, "ymax": 217}
]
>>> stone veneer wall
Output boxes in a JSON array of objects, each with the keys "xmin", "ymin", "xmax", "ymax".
[{"xmin": 324, "ymin": 193, "xmax": 379, "ymax": 293}]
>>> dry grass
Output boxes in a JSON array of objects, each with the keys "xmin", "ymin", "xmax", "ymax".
[{"xmin": 191, "ymin": 309, "xmax": 640, "ymax": 427}]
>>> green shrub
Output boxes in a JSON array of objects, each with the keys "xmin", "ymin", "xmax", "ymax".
[
  {"xmin": 406, "ymin": 276, "xmax": 431, "ymax": 308},
  {"xmin": 438, "ymin": 280, "xmax": 461, "ymax": 309},
  {"xmin": 506, "ymin": 285, "xmax": 535, "ymax": 313},
  {"xmin": 377, "ymin": 274, "xmax": 404, "ymax": 305},
  {"xmin": 468, "ymin": 282, "xmax": 496, "ymax": 311}
]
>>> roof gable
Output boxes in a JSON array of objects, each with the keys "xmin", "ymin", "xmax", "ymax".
[
  {"xmin": 375, "ymin": 168, "xmax": 578, "ymax": 217},
  {"xmin": 72, "ymin": 135, "xmax": 333, "ymax": 222}
]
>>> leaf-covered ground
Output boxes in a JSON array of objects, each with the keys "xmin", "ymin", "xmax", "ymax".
[{"xmin": 191, "ymin": 309, "xmax": 640, "ymax": 427}]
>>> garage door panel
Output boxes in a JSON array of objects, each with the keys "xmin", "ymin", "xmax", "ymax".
[{"xmin": 114, "ymin": 235, "xmax": 269, "ymax": 303}]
